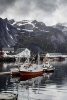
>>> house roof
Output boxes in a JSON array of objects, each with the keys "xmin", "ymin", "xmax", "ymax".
[
  {"xmin": 46, "ymin": 53, "xmax": 67, "ymax": 55},
  {"xmin": 2, "ymin": 48, "xmax": 14, "ymax": 51},
  {"xmin": 15, "ymin": 48, "xmax": 30, "ymax": 54},
  {"xmin": 7, "ymin": 48, "xmax": 26, "ymax": 55}
]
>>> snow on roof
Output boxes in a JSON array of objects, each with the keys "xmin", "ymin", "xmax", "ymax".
[
  {"xmin": 16, "ymin": 48, "xmax": 30, "ymax": 54},
  {"xmin": 46, "ymin": 53, "xmax": 67, "ymax": 55}
]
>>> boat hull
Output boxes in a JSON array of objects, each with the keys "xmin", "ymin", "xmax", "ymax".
[{"xmin": 19, "ymin": 71, "xmax": 44, "ymax": 77}]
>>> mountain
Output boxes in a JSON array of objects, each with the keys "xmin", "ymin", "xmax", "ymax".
[
  {"xmin": 13, "ymin": 20, "xmax": 67, "ymax": 53},
  {"xmin": 53, "ymin": 23, "xmax": 67, "ymax": 36},
  {"xmin": 0, "ymin": 18, "xmax": 67, "ymax": 53},
  {"xmin": 0, "ymin": 18, "xmax": 18, "ymax": 47}
]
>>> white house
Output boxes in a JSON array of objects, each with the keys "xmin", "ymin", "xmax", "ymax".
[
  {"xmin": 2, "ymin": 48, "xmax": 31, "ymax": 58},
  {"xmin": 15, "ymin": 48, "xmax": 31, "ymax": 58}
]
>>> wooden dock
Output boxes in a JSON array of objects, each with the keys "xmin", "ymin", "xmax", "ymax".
[
  {"xmin": 0, "ymin": 68, "xmax": 19, "ymax": 76},
  {"xmin": 0, "ymin": 72, "xmax": 10, "ymax": 75}
]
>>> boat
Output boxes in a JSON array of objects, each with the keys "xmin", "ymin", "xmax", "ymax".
[
  {"xmin": 43, "ymin": 61, "xmax": 52, "ymax": 68},
  {"xmin": 43, "ymin": 60, "xmax": 55, "ymax": 72},
  {"xmin": 19, "ymin": 53, "xmax": 44, "ymax": 77},
  {"xmin": 19, "ymin": 63, "xmax": 44, "ymax": 77}
]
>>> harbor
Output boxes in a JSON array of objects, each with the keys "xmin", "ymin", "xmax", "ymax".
[
  {"xmin": 0, "ymin": 0, "xmax": 67, "ymax": 99},
  {"xmin": 0, "ymin": 53, "xmax": 55, "ymax": 100},
  {"xmin": 0, "ymin": 58, "xmax": 67, "ymax": 100},
  {"xmin": 0, "ymin": 48, "xmax": 67, "ymax": 100}
]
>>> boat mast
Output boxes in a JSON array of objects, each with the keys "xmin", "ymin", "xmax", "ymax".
[{"xmin": 38, "ymin": 52, "xmax": 40, "ymax": 65}]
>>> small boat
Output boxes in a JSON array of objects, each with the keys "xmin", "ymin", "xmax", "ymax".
[
  {"xmin": 43, "ymin": 61, "xmax": 55, "ymax": 72},
  {"xmin": 19, "ymin": 53, "xmax": 44, "ymax": 77},
  {"xmin": 43, "ymin": 61, "xmax": 53, "ymax": 68}
]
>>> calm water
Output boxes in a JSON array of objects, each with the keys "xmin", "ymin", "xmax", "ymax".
[{"xmin": 0, "ymin": 59, "xmax": 67, "ymax": 100}]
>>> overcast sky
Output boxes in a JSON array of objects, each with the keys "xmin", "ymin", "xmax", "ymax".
[{"xmin": 0, "ymin": 0, "xmax": 67, "ymax": 25}]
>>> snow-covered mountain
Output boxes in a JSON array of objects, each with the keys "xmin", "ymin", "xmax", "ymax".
[
  {"xmin": 0, "ymin": 18, "xmax": 67, "ymax": 53},
  {"xmin": 9, "ymin": 20, "xmax": 48, "ymax": 34}
]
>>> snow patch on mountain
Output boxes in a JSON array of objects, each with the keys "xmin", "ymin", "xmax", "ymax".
[
  {"xmin": 22, "ymin": 29, "xmax": 33, "ymax": 32},
  {"xmin": 10, "ymin": 35, "xmax": 13, "ymax": 39},
  {"xmin": 17, "ymin": 23, "xmax": 22, "ymax": 26},
  {"xmin": 6, "ymin": 25, "xmax": 9, "ymax": 31}
]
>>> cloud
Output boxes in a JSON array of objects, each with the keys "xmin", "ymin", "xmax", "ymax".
[
  {"xmin": 0, "ymin": 0, "xmax": 16, "ymax": 14},
  {"xmin": 59, "ymin": 0, "xmax": 67, "ymax": 5},
  {"xmin": 33, "ymin": 0, "xmax": 58, "ymax": 13},
  {"xmin": 1, "ymin": 0, "xmax": 67, "ymax": 25},
  {"xmin": 0, "ymin": 0, "xmax": 58, "ymax": 15},
  {"xmin": 13, "ymin": 0, "xmax": 58, "ymax": 16}
]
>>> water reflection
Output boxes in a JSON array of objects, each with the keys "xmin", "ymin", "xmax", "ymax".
[
  {"xmin": 0, "ymin": 60, "xmax": 67, "ymax": 100},
  {"xmin": 18, "ymin": 74, "xmax": 52, "ymax": 100}
]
